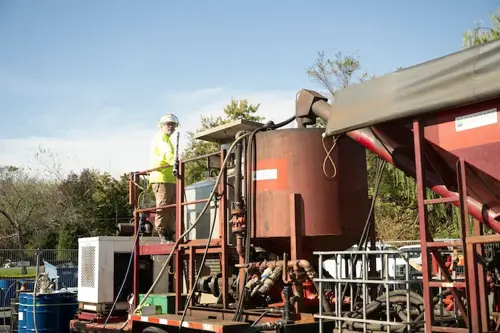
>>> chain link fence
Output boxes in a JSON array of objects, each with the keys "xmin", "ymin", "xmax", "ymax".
[
  {"xmin": 0, "ymin": 249, "xmax": 78, "ymax": 268},
  {"xmin": 0, "ymin": 248, "xmax": 78, "ymax": 309}
]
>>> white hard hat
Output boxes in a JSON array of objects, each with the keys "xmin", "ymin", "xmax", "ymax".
[{"xmin": 158, "ymin": 113, "xmax": 180, "ymax": 126}]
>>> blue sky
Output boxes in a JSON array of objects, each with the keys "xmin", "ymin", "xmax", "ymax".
[{"xmin": 0, "ymin": 0, "xmax": 497, "ymax": 176}]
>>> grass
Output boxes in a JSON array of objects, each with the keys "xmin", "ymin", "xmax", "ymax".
[{"xmin": 0, "ymin": 267, "xmax": 37, "ymax": 278}]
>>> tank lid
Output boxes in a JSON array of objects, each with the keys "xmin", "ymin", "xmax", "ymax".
[{"xmin": 194, "ymin": 119, "xmax": 264, "ymax": 144}]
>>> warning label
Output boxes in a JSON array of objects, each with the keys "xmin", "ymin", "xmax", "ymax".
[{"xmin": 455, "ymin": 108, "xmax": 498, "ymax": 132}]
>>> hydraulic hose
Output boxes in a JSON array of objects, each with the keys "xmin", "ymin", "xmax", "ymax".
[
  {"xmin": 122, "ymin": 115, "xmax": 297, "ymax": 331},
  {"xmin": 341, "ymin": 158, "xmax": 386, "ymax": 302},
  {"xmin": 178, "ymin": 195, "xmax": 219, "ymax": 332},
  {"xmin": 341, "ymin": 289, "xmax": 456, "ymax": 333},
  {"xmin": 102, "ymin": 229, "xmax": 141, "ymax": 330},
  {"xmin": 239, "ymin": 258, "xmax": 333, "ymax": 313},
  {"xmin": 129, "ymin": 131, "xmax": 252, "ymax": 319},
  {"xmin": 268, "ymin": 115, "xmax": 296, "ymax": 129},
  {"xmin": 233, "ymin": 116, "xmax": 296, "ymax": 321}
]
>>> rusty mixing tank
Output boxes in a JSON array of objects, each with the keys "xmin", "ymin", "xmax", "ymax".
[
  {"xmin": 250, "ymin": 127, "xmax": 369, "ymax": 260},
  {"xmin": 194, "ymin": 120, "xmax": 370, "ymax": 262}
]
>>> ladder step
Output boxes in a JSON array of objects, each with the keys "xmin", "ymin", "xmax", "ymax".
[
  {"xmin": 428, "ymin": 281, "xmax": 466, "ymax": 288},
  {"xmin": 424, "ymin": 196, "xmax": 459, "ymax": 205}
]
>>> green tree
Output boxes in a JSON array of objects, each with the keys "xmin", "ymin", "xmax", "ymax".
[
  {"xmin": 56, "ymin": 169, "xmax": 133, "ymax": 250},
  {"xmin": 462, "ymin": 8, "xmax": 500, "ymax": 48},
  {"xmin": 181, "ymin": 98, "xmax": 264, "ymax": 185},
  {"xmin": 32, "ymin": 148, "xmax": 133, "ymax": 250},
  {"xmin": 306, "ymin": 51, "xmax": 370, "ymax": 127},
  {"xmin": 0, "ymin": 166, "xmax": 60, "ymax": 249}
]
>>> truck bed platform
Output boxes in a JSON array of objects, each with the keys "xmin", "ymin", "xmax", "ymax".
[
  {"xmin": 70, "ymin": 319, "xmax": 130, "ymax": 333},
  {"xmin": 129, "ymin": 314, "xmax": 250, "ymax": 333}
]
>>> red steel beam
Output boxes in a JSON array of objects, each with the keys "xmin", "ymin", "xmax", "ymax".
[
  {"xmin": 306, "ymin": 97, "xmax": 500, "ymax": 233},
  {"xmin": 346, "ymin": 127, "xmax": 500, "ymax": 234},
  {"xmin": 414, "ymin": 120, "xmax": 435, "ymax": 333}
]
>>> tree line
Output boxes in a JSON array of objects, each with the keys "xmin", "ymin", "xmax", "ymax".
[{"xmin": 1, "ymin": 8, "xmax": 498, "ymax": 249}]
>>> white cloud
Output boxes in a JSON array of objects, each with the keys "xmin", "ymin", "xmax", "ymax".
[{"xmin": 0, "ymin": 88, "xmax": 300, "ymax": 178}]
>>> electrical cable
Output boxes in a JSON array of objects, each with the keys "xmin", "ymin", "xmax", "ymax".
[
  {"xmin": 102, "ymin": 229, "xmax": 141, "ymax": 330},
  {"xmin": 233, "ymin": 125, "xmax": 271, "ymax": 322},
  {"xmin": 233, "ymin": 116, "xmax": 295, "ymax": 322},
  {"xmin": 117, "ymin": 115, "xmax": 295, "ymax": 331},
  {"xmin": 121, "ymin": 131, "xmax": 252, "ymax": 330},
  {"xmin": 233, "ymin": 131, "xmax": 255, "ymax": 322},
  {"xmin": 33, "ymin": 250, "xmax": 40, "ymax": 333},
  {"xmin": 268, "ymin": 115, "xmax": 296, "ymax": 129},
  {"xmin": 338, "ymin": 157, "xmax": 386, "ymax": 303},
  {"xmin": 250, "ymin": 310, "xmax": 269, "ymax": 327},
  {"xmin": 178, "ymin": 194, "xmax": 219, "ymax": 332},
  {"xmin": 102, "ymin": 172, "xmax": 146, "ymax": 331}
]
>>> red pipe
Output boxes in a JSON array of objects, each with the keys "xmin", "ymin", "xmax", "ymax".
[
  {"xmin": 305, "ymin": 96, "xmax": 500, "ymax": 233},
  {"xmin": 346, "ymin": 127, "xmax": 500, "ymax": 234}
]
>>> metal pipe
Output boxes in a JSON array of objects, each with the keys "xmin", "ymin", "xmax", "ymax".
[
  {"xmin": 178, "ymin": 151, "xmax": 221, "ymax": 163},
  {"xmin": 307, "ymin": 97, "xmax": 500, "ymax": 234},
  {"xmin": 135, "ymin": 165, "xmax": 171, "ymax": 176},
  {"xmin": 314, "ymin": 278, "xmax": 416, "ymax": 284},
  {"xmin": 347, "ymin": 127, "xmax": 500, "ymax": 234},
  {"xmin": 310, "ymin": 100, "xmax": 332, "ymax": 122},
  {"xmin": 283, "ymin": 285, "xmax": 293, "ymax": 323},
  {"xmin": 234, "ymin": 133, "xmax": 243, "ymax": 209},
  {"xmin": 243, "ymin": 259, "xmax": 333, "ymax": 313}
]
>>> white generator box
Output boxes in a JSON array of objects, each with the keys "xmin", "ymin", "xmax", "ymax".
[{"xmin": 78, "ymin": 236, "xmax": 168, "ymax": 309}]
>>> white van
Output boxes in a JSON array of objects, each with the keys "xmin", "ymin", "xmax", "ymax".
[
  {"xmin": 395, "ymin": 239, "xmax": 463, "ymax": 278},
  {"xmin": 322, "ymin": 242, "xmax": 401, "ymax": 280},
  {"xmin": 395, "ymin": 244, "xmax": 422, "ymax": 278}
]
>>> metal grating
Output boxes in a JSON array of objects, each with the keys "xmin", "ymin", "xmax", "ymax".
[
  {"xmin": 183, "ymin": 255, "xmax": 221, "ymax": 277},
  {"xmin": 182, "ymin": 251, "xmax": 239, "ymax": 278},
  {"xmin": 80, "ymin": 245, "xmax": 96, "ymax": 288}
]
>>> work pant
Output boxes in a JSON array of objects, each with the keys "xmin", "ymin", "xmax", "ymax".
[{"xmin": 152, "ymin": 183, "xmax": 176, "ymax": 235}]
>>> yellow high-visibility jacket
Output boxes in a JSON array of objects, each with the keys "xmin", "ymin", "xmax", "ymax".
[{"xmin": 149, "ymin": 131, "xmax": 176, "ymax": 183}]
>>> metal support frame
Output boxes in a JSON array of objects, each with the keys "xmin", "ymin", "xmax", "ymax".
[
  {"xmin": 130, "ymin": 149, "xmax": 229, "ymax": 331},
  {"xmin": 313, "ymin": 249, "xmax": 425, "ymax": 333},
  {"xmin": 413, "ymin": 119, "xmax": 493, "ymax": 333}
]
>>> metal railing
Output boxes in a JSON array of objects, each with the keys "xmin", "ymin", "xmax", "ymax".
[{"xmin": 314, "ymin": 249, "xmax": 426, "ymax": 333}]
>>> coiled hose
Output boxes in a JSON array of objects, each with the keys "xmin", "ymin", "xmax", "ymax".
[{"xmin": 339, "ymin": 289, "xmax": 457, "ymax": 332}]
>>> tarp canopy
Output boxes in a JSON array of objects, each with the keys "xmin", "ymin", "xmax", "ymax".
[{"xmin": 325, "ymin": 38, "xmax": 500, "ymax": 136}]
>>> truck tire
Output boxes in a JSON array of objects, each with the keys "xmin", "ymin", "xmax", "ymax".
[{"xmin": 142, "ymin": 326, "xmax": 169, "ymax": 333}]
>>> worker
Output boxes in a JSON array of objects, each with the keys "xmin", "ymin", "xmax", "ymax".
[{"xmin": 149, "ymin": 113, "xmax": 179, "ymax": 243}]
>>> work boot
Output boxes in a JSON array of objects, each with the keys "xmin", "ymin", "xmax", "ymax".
[
  {"xmin": 156, "ymin": 227, "xmax": 174, "ymax": 244},
  {"xmin": 164, "ymin": 230, "xmax": 176, "ymax": 244}
]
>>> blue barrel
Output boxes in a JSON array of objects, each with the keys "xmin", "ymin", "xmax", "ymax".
[
  {"xmin": 18, "ymin": 293, "xmax": 27, "ymax": 333},
  {"xmin": 18, "ymin": 291, "xmax": 78, "ymax": 333},
  {"xmin": 59, "ymin": 291, "xmax": 78, "ymax": 332}
]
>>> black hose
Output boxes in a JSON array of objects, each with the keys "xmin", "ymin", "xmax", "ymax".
[
  {"xmin": 341, "ymin": 289, "xmax": 457, "ymax": 333},
  {"xmin": 233, "ymin": 116, "xmax": 295, "ymax": 322},
  {"xmin": 339, "ymin": 158, "xmax": 386, "ymax": 302},
  {"xmin": 266, "ymin": 116, "xmax": 296, "ymax": 129}
]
